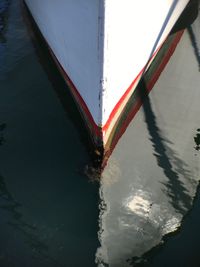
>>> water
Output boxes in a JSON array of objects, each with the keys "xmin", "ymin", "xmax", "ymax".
[
  {"xmin": 0, "ymin": 1, "xmax": 99, "ymax": 266},
  {"xmin": 1, "ymin": 1, "xmax": 200, "ymax": 266}
]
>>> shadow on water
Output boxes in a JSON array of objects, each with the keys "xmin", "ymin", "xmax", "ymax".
[
  {"xmin": 132, "ymin": 2, "xmax": 200, "ymax": 217},
  {"xmin": 138, "ymin": 78, "xmax": 192, "ymax": 214},
  {"xmin": 187, "ymin": 25, "xmax": 200, "ymax": 70},
  {"xmin": 194, "ymin": 129, "xmax": 200, "ymax": 151}
]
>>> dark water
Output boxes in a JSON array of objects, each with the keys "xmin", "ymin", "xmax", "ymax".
[
  {"xmin": 1, "ymin": 1, "xmax": 200, "ymax": 267},
  {"xmin": 0, "ymin": 1, "xmax": 99, "ymax": 266}
]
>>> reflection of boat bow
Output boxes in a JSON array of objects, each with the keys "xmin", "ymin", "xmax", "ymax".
[{"xmin": 24, "ymin": 0, "xmax": 198, "ymax": 163}]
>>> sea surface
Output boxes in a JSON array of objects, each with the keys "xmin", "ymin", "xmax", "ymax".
[{"xmin": 1, "ymin": 1, "xmax": 200, "ymax": 267}]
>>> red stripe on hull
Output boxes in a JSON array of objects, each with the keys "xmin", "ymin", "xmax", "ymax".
[
  {"xmin": 23, "ymin": 1, "xmax": 184, "ymax": 158},
  {"xmin": 102, "ymin": 51, "xmax": 158, "ymax": 133},
  {"xmin": 49, "ymin": 30, "xmax": 183, "ymax": 148},
  {"xmin": 102, "ymin": 30, "xmax": 184, "ymax": 168},
  {"xmin": 48, "ymin": 50, "xmax": 102, "ymax": 139},
  {"xmin": 48, "ymin": 39, "xmax": 172, "ymax": 138},
  {"xmin": 146, "ymin": 30, "xmax": 184, "ymax": 91}
]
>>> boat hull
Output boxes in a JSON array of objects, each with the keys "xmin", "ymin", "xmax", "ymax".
[{"xmin": 23, "ymin": 0, "xmax": 196, "ymax": 167}]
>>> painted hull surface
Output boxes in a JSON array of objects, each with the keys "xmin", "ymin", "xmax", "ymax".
[{"xmin": 24, "ymin": 0, "xmax": 190, "ymax": 156}]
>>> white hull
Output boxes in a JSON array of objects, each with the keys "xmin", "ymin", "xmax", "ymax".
[{"xmin": 24, "ymin": 0, "xmax": 190, "ymax": 147}]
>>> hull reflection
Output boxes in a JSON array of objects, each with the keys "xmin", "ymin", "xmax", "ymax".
[{"xmin": 96, "ymin": 16, "xmax": 200, "ymax": 267}]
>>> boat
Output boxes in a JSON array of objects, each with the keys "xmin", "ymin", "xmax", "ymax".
[{"xmin": 23, "ymin": 0, "xmax": 198, "ymax": 167}]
